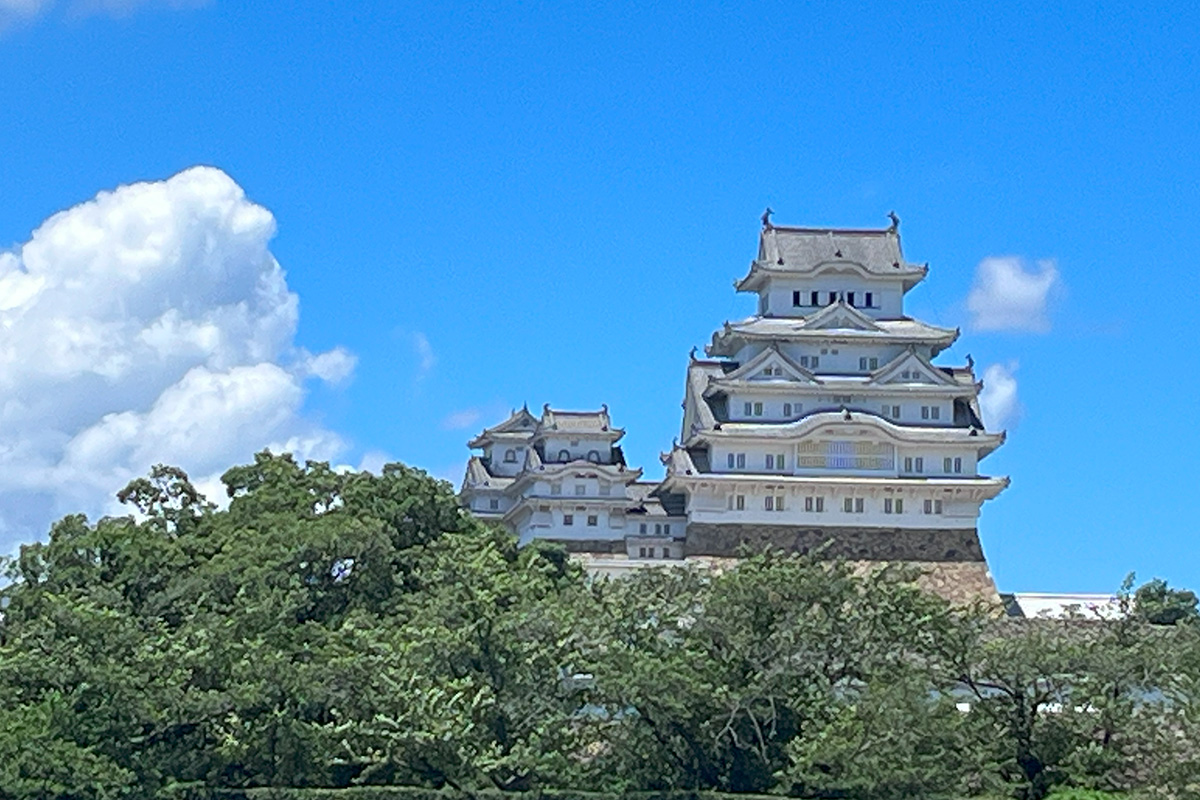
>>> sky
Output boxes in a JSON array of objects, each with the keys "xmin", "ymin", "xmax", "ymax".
[{"xmin": 1, "ymin": 0, "xmax": 1198, "ymax": 594}]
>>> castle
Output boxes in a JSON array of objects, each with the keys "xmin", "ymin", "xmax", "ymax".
[{"xmin": 460, "ymin": 213, "xmax": 1011, "ymax": 603}]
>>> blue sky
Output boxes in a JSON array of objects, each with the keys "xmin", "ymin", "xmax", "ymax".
[{"xmin": 1, "ymin": 0, "xmax": 1198, "ymax": 593}]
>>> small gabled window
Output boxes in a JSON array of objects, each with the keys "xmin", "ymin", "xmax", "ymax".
[
  {"xmin": 587, "ymin": 450, "xmax": 601, "ymax": 463},
  {"xmin": 558, "ymin": 449, "xmax": 571, "ymax": 461}
]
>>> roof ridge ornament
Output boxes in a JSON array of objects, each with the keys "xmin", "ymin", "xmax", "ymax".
[
  {"xmin": 888, "ymin": 210, "xmax": 900, "ymax": 231},
  {"xmin": 761, "ymin": 207, "xmax": 774, "ymax": 229}
]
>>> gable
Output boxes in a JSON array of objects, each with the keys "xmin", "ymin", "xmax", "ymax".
[
  {"xmin": 721, "ymin": 345, "xmax": 819, "ymax": 384},
  {"xmin": 873, "ymin": 351, "xmax": 955, "ymax": 386},
  {"xmin": 800, "ymin": 301, "xmax": 883, "ymax": 333}
]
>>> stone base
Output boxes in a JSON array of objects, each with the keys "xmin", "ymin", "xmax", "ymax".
[{"xmin": 683, "ymin": 523, "xmax": 985, "ymax": 562}]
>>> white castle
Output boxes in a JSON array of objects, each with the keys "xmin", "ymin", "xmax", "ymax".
[{"xmin": 461, "ymin": 213, "xmax": 1012, "ymax": 601}]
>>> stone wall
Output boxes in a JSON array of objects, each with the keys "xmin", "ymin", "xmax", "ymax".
[{"xmin": 683, "ymin": 523, "xmax": 986, "ymax": 562}]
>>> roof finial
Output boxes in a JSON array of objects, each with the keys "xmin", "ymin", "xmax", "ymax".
[
  {"xmin": 887, "ymin": 210, "xmax": 900, "ymax": 231},
  {"xmin": 689, "ymin": 346, "xmax": 698, "ymax": 362},
  {"xmin": 966, "ymin": 353, "xmax": 974, "ymax": 371},
  {"xmin": 761, "ymin": 207, "xmax": 774, "ymax": 229}
]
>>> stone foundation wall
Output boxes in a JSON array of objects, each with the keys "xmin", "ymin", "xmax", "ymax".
[{"xmin": 683, "ymin": 523, "xmax": 986, "ymax": 562}]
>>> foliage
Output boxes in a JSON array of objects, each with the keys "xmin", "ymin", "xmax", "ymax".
[{"xmin": 0, "ymin": 453, "xmax": 1197, "ymax": 799}]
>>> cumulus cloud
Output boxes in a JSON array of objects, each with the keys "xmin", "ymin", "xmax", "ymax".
[
  {"xmin": 967, "ymin": 257, "xmax": 1060, "ymax": 333},
  {"xmin": 0, "ymin": 166, "xmax": 353, "ymax": 552},
  {"xmin": 979, "ymin": 362, "xmax": 1020, "ymax": 431}
]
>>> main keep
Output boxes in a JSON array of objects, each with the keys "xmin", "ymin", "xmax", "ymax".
[{"xmin": 461, "ymin": 214, "xmax": 1009, "ymax": 603}]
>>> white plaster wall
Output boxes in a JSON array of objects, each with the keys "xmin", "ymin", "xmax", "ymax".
[
  {"xmin": 485, "ymin": 444, "xmax": 530, "ymax": 476},
  {"xmin": 725, "ymin": 390, "xmax": 961, "ymax": 428},
  {"xmin": 540, "ymin": 435, "xmax": 613, "ymax": 463},
  {"xmin": 687, "ymin": 484, "xmax": 983, "ymax": 529},
  {"xmin": 759, "ymin": 275, "xmax": 906, "ymax": 319},
  {"xmin": 709, "ymin": 440, "xmax": 982, "ymax": 478}
]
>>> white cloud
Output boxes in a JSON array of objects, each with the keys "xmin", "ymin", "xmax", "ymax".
[
  {"xmin": 1, "ymin": 0, "xmax": 205, "ymax": 27},
  {"xmin": 413, "ymin": 332, "xmax": 436, "ymax": 380},
  {"xmin": 0, "ymin": 166, "xmax": 353, "ymax": 552},
  {"xmin": 966, "ymin": 256, "xmax": 1060, "ymax": 333},
  {"xmin": 979, "ymin": 362, "xmax": 1020, "ymax": 431},
  {"xmin": 441, "ymin": 408, "xmax": 482, "ymax": 431},
  {"xmin": 298, "ymin": 346, "xmax": 357, "ymax": 385}
]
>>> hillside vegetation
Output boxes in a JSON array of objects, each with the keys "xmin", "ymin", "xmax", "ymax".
[{"xmin": 1, "ymin": 454, "xmax": 1198, "ymax": 800}]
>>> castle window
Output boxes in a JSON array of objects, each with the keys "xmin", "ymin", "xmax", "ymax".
[
  {"xmin": 639, "ymin": 523, "xmax": 647, "ymax": 534},
  {"xmin": 810, "ymin": 291, "xmax": 819, "ymax": 306},
  {"xmin": 729, "ymin": 494, "xmax": 745, "ymax": 510},
  {"xmin": 575, "ymin": 484, "xmax": 586, "ymax": 496},
  {"xmin": 783, "ymin": 402, "xmax": 792, "ymax": 417},
  {"xmin": 504, "ymin": 449, "xmax": 517, "ymax": 463},
  {"xmin": 599, "ymin": 484, "xmax": 611, "ymax": 496},
  {"xmin": 865, "ymin": 292, "xmax": 874, "ymax": 307},
  {"xmin": 558, "ymin": 449, "xmax": 571, "ymax": 461},
  {"xmin": 489, "ymin": 498, "xmax": 499, "ymax": 510},
  {"xmin": 793, "ymin": 290, "xmax": 802, "ymax": 307},
  {"xmin": 587, "ymin": 515, "xmax": 598, "ymax": 527},
  {"xmin": 727, "ymin": 453, "xmax": 735, "ymax": 468},
  {"xmin": 921, "ymin": 406, "xmax": 930, "ymax": 419},
  {"xmin": 663, "ymin": 523, "xmax": 670, "ymax": 535},
  {"xmin": 843, "ymin": 497, "xmax": 864, "ymax": 513},
  {"xmin": 915, "ymin": 457, "xmax": 923, "ymax": 473},
  {"xmin": 662, "ymin": 547, "xmax": 671, "ymax": 559},
  {"xmin": 639, "ymin": 547, "xmax": 646, "ymax": 557},
  {"xmin": 804, "ymin": 496, "xmax": 824, "ymax": 512},
  {"xmin": 884, "ymin": 498, "xmax": 905, "ymax": 514},
  {"xmin": 754, "ymin": 402, "xmax": 763, "ymax": 416},
  {"xmin": 828, "ymin": 291, "xmax": 839, "ymax": 304},
  {"xmin": 924, "ymin": 499, "xmax": 943, "ymax": 514},
  {"xmin": 847, "ymin": 291, "xmax": 856, "ymax": 306},
  {"xmin": 736, "ymin": 453, "xmax": 746, "ymax": 469},
  {"xmin": 563, "ymin": 514, "xmax": 574, "ymax": 526},
  {"xmin": 954, "ymin": 457, "xmax": 963, "ymax": 473},
  {"xmin": 551, "ymin": 482, "xmax": 561, "ymax": 495},
  {"xmin": 587, "ymin": 450, "xmax": 601, "ymax": 463}
]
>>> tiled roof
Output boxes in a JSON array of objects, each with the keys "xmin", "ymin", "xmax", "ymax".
[
  {"xmin": 537, "ymin": 404, "xmax": 621, "ymax": 436},
  {"xmin": 755, "ymin": 225, "xmax": 925, "ymax": 276}
]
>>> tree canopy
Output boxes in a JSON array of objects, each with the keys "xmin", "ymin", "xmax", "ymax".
[{"xmin": 1, "ymin": 454, "xmax": 1197, "ymax": 800}]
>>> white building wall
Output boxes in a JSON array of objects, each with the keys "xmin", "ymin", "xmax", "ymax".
[
  {"xmin": 539, "ymin": 435, "xmax": 614, "ymax": 463},
  {"xmin": 759, "ymin": 275, "xmax": 906, "ymax": 319},
  {"xmin": 688, "ymin": 482, "xmax": 983, "ymax": 529}
]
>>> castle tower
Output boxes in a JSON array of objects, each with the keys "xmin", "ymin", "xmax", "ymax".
[
  {"xmin": 460, "ymin": 404, "xmax": 688, "ymax": 566},
  {"xmin": 656, "ymin": 214, "xmax": 1009, "ymax": 602}
]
